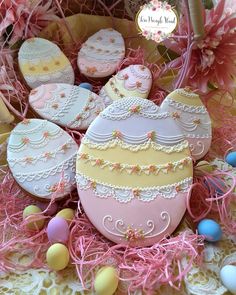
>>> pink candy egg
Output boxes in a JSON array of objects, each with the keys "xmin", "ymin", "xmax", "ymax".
[{"xmin": 47, "ymin": 217, "xmax": 69, "ymax": 244}]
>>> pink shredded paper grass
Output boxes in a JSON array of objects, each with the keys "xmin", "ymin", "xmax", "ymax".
[{"xmin": 0, "ymin": 0, "xmax": 236, "ymax": 293}]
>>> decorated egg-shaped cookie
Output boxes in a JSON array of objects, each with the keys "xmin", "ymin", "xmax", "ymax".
[
  {"xmin": 7, "ymin": 119, "xmax": 78, "ymax": 200},
  {"xmin": 77, "ymin": 28, "xmax": 125, "ymax": 78},
  {"xmin": 76, "ymin": 97, "xmax": 193, "ymax": 246},
  {"xmin": 18, "ymin": 38, "xmax": 74, "ymax": 89},
  {"xmin": 99, "ymin": 64, "xmax": 152, "ymax": 106},
  {"xmin": 160, "ymin": 88, "xmax": 212, "ymax": 160},
  {"xmin": 29, "ymin": 84, "xmax": 105, "ymax": 130}
]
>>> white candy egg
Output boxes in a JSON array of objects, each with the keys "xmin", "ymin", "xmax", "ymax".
[{"xmin": 220, "ymin": 265, "xmax": 236, "ymax": 294}]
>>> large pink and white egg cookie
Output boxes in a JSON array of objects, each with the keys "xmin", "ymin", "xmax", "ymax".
[
  {"xmin": 77, "ymin": 28, "xmax": 125, "ymax": 78},
  {"xmin": 160, "ymin": 88, "xmax": 212, "ymax": 160},
  {"xmin": 29, "ymin": 84, "xmax": 105, "ymax": 130},
  {"xmin": 99, "ymin": 64, "xmax": 152, "ymax": 106},
  {"xmin": 18, "ymin": 38, "xmax": 74, "ymax": 89},
  {"xmin": 7, "ymin": 119, "xmax": 78, "ymax": 200},
  {"xmin": 76, "ymin": 97, "xmax": 193, "ymax": 246}
]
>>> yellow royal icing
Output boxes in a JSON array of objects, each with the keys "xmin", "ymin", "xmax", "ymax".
[
  {"xmin": 79, "ymin": 144, "xmax": 190, "ymax": 165},
  {"xmin": 20, "ymin": 53, "xmax": 70, "ymax": 75},
  {"xmin": 167, "ymin": 88, "xmax": 203, "ymax": 106},
  {"xmin": 104, "ymin": 78, "xmax": 147, "ymax": 101},
  {"xmin": 77, "ymin": 143, "xmax": 193, "ymax": 188}
]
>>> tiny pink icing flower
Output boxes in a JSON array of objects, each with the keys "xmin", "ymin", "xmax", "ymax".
[
  {"xmin": 21, "ymin": 137, "xmax": 30, "ymax": 144},
  {"xmin": 147, "ymin": 131, "xmax": 155, "ymax": 140},
  {"xmin": 95, "ymin": 159, "xmax": 104, "ymax": 166},
  {"xmin": 130, "ymin": 105, "xmax": 141, "ymax": 113},
  {"xmin": 125, "ymin": 226, "xmax": 144, "ymax": 241},
  {"xmin": 112, "ymin": 130, "xmax": 122, "ymax": 139}
]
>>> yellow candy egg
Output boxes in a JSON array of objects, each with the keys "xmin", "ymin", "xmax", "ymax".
[
  {"xmin": 94, "ymin": 266, "xmax": 119, "ymax": 295},
  {"xmin": 46, "ymin": 243, "xmax": 70, "ymax": 271},
  {"xmin": 23, "ymin": 205, "xmax": 45, "ymax": 230},
  {"xmin": 56, "ymin": 208, "xmax": 75, "ymax": 223}
]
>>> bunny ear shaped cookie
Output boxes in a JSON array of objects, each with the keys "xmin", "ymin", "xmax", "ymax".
[
  {"xmin": 160, "ymin": 88, "xmax": 212, "ymax": 161},
  {"xmin": 76, "ymin": 97, "xmax": 193, "ymax": 246}
]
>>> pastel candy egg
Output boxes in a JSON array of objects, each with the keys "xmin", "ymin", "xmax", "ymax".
[
  {"xmin": 79, "ymin": 82, "xmax": 93, "ymax": 91},
  {"xmin": 220, "ymin": 265, "xmax": 236, "ymax": 294},
  {"xmin": 7, "ymin": 119, "xmax": 78, "ymax": 200},
  {"xmin": 29, "ymin": 84, "xmax": 105, "ymax": 130},
  {"xmin": 99, "ymin": 64, "xmax": 152, "ymax": 106},
  {"xmin": 226, "ymin": 151, "xmax": 236, "ymax": 167},
  {"xmin": 160, "ymin": 88, "xmax": 212, "ymax": 160},
  {"xmin": 46, "ymin": 243, "xmax": 70, "ymax": 271},
  {"xmin": 94, "ymin": 266, "xmax": 119, "ymax": 295},
  {"xmin": 56, "ymin": 208, "xmax": 75, "ymax": 223},
  {"xmin": 47, "ymin": 216, "xmax": 69, "ymax": 244},
  {"xmin": 18, "ymin": 38, "xmax": 74, "ymax": 89},
  {"xmin": 76, "ymin": 97, "xmax": 193, "ymax": 246},
  {"xmin": 77, "ymin": 28, "xmax": 125, "ymax": 78},
  {"xmin": 197, "ymin": 219, "xmax": 222, "ymax": 242},
  {"xmin": 23, "ymin": 205, "xmax": 45, "ymax": 230}
]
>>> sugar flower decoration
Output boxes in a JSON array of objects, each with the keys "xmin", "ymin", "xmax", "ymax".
[{"xmin": 164, "ymin": 0, "xmax": 236, "ymax": 93}]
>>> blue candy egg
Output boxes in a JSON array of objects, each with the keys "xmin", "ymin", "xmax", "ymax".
[
  {"xmin": 220, "ymin": 265, "xmax": 236, "ymax": 294},
  {"xmin": 226, "ymin": 151, "xmax": 236, "ymax": 167},
  {"xmin": 79, "ymin": 82, "xmax": 93, "ymax": 91},
  {"xmin": 197, "ymin": 219, "xmax": 222, "ymax": 242}
]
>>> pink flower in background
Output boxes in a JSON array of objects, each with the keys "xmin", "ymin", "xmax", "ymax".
[
  {"xmin": 151, "ymin": 0, "xmax": 161, "ymax": 8},
  {"xmin": 0, "ymin": 0, "xmax": 59, "ymax": 45},
  {"xmin": 164, "ymin": 0, "xmax": 236, "ymax": 93}
]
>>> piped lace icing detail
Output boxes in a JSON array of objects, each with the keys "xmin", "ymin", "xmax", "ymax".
[
  {"xmin": 85, "ymin": 130, "xmax": 185, "ymax": 145},
  {"xmin": 76, "ymin": 172, "xmax": 192, "ymax": 203},
  {"xmin": 100, "ymin": 97, "xmax": 168, "ymax": 120},
  {"xmin": 82, "ymin": 137, "xmax": 189, "ymax": 153},
  {"xmin": 14, "ymin": 154, "xmax": 76, "ymax": 182},
  {"xmin": 8, "ymin": 128, "xmax": 63, "ymax": 151},
  {"xmin": 175, "ymin": 88, "xmax": 200, "ymax": 98},
  {"xmin": 8, "ymin": 138, "xmax": 76, "ymax": 167},
  {"xmin": 12, "ymin": 120, "xmax": 47, "ymax": 134},
  {"xmin": 102, "ymin": 212, "xmax": 170, "ymax": 241},
  {"xmin": 166, "ymin": 98, "xmax": 207, "ymax": 114},
  {"xmin": 77, "ymin": 152, "xmax": 192, "ymax": 175},
  {"xmin": 99, "ymin": 87, "xmax": 113, "ymax": 106}
]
